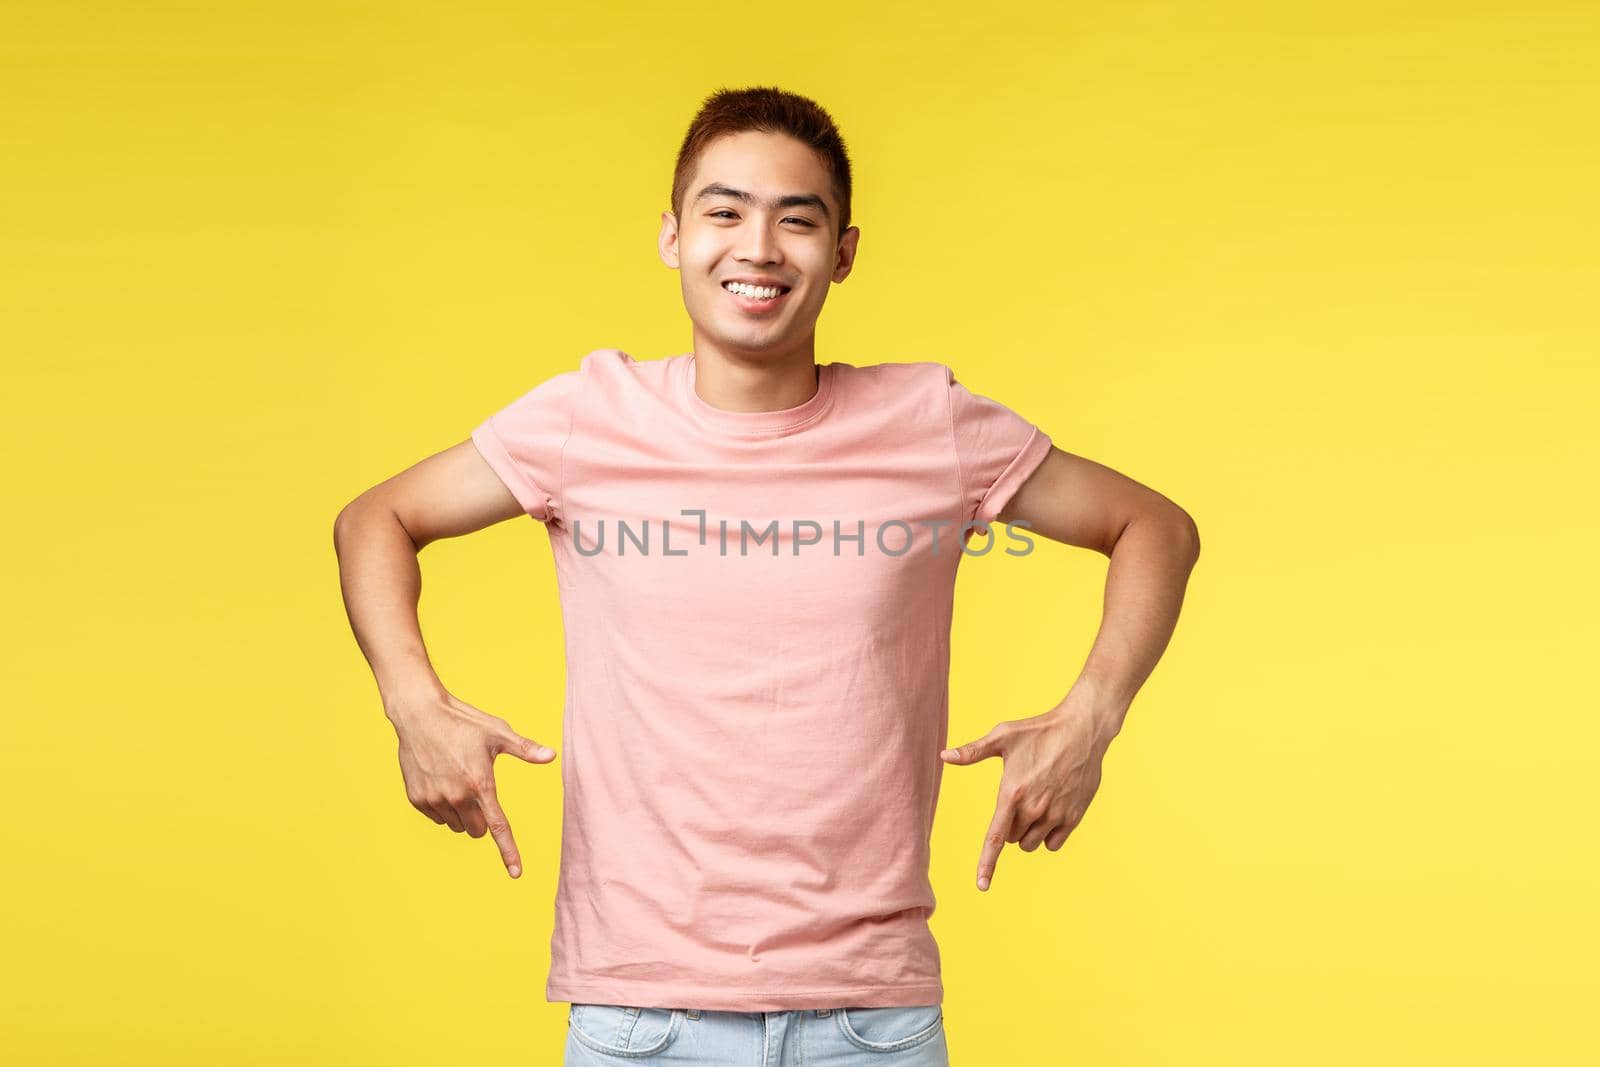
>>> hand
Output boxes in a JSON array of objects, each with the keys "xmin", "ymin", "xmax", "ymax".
[
  {"xmin": 387, "ymin": 687, "xmax": 558, "ymax": 879},
  {"xmin": 939, "ymin": 696, "xmax": 1116, "ymax": 891}
]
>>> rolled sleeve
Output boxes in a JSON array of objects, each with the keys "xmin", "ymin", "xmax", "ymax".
[{"xmin": 945, "ymin": 364, "xmax": 1053, "ymax": 536}]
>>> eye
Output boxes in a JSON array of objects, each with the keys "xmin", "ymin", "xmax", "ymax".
[{"xmin": 707, "ymin": 209, "xmax": 815, "ymax": 227}]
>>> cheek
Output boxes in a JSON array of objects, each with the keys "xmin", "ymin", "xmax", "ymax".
[
  {"xmin": 678, "ymin": 231, "xmax": 722, "ymax": 266},
  {"xmin": 800, "ymin": 249, "xmax": 837, "ymax": 284}
]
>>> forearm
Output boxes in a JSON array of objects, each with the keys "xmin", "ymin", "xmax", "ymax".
[
  {"xmin": 1059, "ymin": 506, "xmax": 1200, "ymax": 743},
  {"xmin": 332, "ymin": 497, "xmax": 447, "ymax": 722}
]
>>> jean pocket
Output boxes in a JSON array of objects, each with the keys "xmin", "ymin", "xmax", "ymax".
[
  {"xmin": 835, "ymin": 1004, "xmax": 945, "ymax": 1052},
  {"xmin": 568, "ymin": 1003, "xmax": 685, "ymax": 1058}
]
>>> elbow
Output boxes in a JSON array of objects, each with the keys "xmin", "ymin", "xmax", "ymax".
[
  {"xmin": 332, "ymin": 492, "xmax": 375, "ymax": 555},
  {"xmin": 1110, "ymin": 503, "xmax": 1199, "ymax": 562},
  {"xmin": 332, "ymin": 501, "xmax": 356, "ymax": 556},
  {"xmin": 335, "ymin": 490, "xmax": 422, "ymax": 555},
  {"xmin": 1170, "ymin": 507, "xmax": 1201, "ymax": 564}
]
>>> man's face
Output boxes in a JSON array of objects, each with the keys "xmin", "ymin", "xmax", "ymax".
[{"xmin": 659, "ymin": 130, "xmax": 859, "ymax": 359}]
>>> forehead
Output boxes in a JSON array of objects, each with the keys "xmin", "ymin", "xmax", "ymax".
[{"xmin": 688, "ymin": 130, "xmax": 835, "ymax": 203}]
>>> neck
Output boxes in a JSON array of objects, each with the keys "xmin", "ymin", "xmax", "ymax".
[{"xmin": 688, "ymin": 327, "xmax": 821, "ymax": 413}]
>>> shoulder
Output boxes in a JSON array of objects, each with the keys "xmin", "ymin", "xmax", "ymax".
[
  {"xmin": 832, "ymin": 358, "xmax": 952, "ymax": 406},
  {"xmin": 572, "ymin": 346, "xmax": 675, "ymax": 396},
  {"xmin": 500, "ymin": 347, "xmax": 648, "ymax": 410},
  {"xmin": 576, "ymin": 346, "xmax": 637, "ymax": 374},
  {"xmin": 477, "ymin": 348, "xmax": 640, "ymax": 427}
]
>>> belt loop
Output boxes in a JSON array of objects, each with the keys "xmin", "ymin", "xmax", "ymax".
[
  {"xmin": 816, "ymin": 1007, "xmax": 831, "ymax": 1017},
  {"xmin": 686, "ymin": 1008, "xmax": 701, "ymax": 1020}
]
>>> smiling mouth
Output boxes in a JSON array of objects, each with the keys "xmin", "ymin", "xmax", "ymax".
[{"xmin": 721, "ymin": 280, "xmax": 793, "ymax": 310}]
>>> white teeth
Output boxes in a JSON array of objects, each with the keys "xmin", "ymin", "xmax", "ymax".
[{"xmin": 725, "ymin": 281, "xmax": 785, "ymax": 299}]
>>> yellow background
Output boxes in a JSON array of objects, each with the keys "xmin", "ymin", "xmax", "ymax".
[{"xmin": 4, "ymin": 2, "xmax": 1595, "ymax": 1063}]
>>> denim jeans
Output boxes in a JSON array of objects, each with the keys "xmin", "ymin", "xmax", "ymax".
[{"xmin": 564, "ymin": 1002, "xmax": 950, "ymax": 1065}]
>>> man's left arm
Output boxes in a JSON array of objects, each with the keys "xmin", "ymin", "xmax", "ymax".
[{"xmin": 940, "ymin": 445, "xmax": 1201, "ymax": 889}]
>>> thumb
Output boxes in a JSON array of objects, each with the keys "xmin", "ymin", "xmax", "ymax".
[
  {"xmin": 498, "ymin": 727, "xmax": 557, "ymax": 764},
  {"xmin": 940, "ymin": 730, "xmax": 1004, "ymax": 765}
]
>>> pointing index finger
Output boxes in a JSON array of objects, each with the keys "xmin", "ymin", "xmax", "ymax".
[
  {"xmin": 977, "ymin": 793, "xmax": 1014, "ymax": 891},
  {"xmin": 476, "ymin": 782, "xmax": 522, "ymax": 878}
]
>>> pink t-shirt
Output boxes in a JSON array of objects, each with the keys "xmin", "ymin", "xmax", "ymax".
[{"xmin": 470, "ymin": 349, "xmax": 1052, "ymax": 1012}]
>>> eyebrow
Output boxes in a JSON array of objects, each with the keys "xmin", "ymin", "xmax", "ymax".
[{"xmin": 692, "ymin": 182, "xmax": 832, "ymax": 219}]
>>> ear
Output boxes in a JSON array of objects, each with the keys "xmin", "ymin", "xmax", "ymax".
[
  {"xmin": 658, "ymin": 211, "xmax": 681, "ymax": 269},
  {"xmin": 831, "ymin": 225, "xmax": 860, "ymax": 284}
]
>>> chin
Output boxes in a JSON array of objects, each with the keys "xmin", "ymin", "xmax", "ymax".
[{"xmin": 723, "ymin": 331, "xmax": 790, "ymax": 351}]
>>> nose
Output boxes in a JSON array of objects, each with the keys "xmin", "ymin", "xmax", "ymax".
[{"xmin": 736, "ymin": 219, "xmax": 783, "ymax": 267}]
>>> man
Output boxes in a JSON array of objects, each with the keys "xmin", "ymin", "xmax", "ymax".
[{"xmin": 334, "ymin": 85, "xmax": 1200, "ymax": 1065}]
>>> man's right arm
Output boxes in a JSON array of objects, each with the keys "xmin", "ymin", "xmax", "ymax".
[
  {"xmin": 332, "ymin": 438, "xmax": 554, "ymax": 877},
  {"xmin": 332, "ymin": 438, "xmax": 523, "ymax": 715}
]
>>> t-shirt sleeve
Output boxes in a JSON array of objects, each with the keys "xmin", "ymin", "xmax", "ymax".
[
  {"xmin": 945, "ymin": 364, "xmax": 1054, "ymax": 534},
  {"xmin": 469, "ymin": 369, "xmax": 583, "ymax": 524}
]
